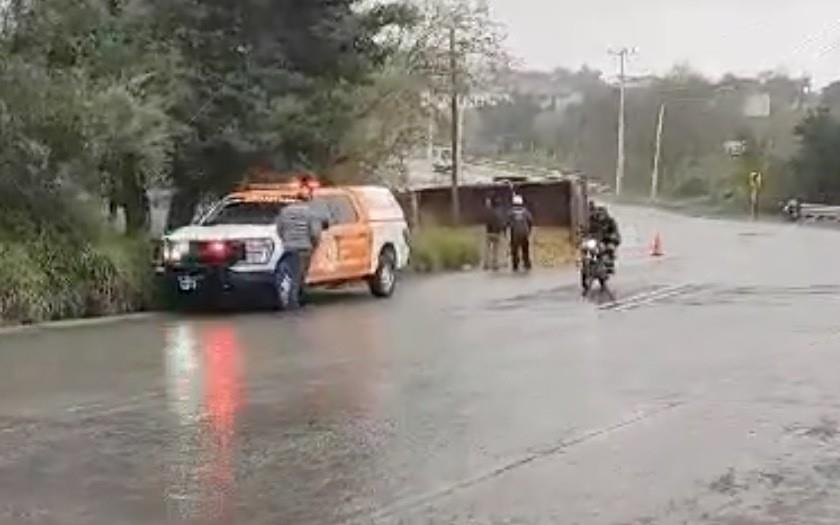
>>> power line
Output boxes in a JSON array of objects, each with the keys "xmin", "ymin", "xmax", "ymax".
[{"xmin": 783, "ymin": 18, "xmax": 840, "ymax": 61}]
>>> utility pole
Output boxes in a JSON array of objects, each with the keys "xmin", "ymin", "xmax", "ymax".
[
  {"xmin": 649, "ymin": 90, "xmax": 729, "ymax": 202},
  {"xmin": 427, "ymin": 109, "xmax": 435, "ymax": 162},
  {"xmin": 609, "ymin": 47, "xmax": 635, "ymax": 197},
  {"xmin": 449, "ymin": 25, "xmax": 461, "ymax": 224},
  {"xmin": 425, "ymin": 91, "xmax": 435, "ymax": 162},
  {"xmin": 651, "ymin": 102, "xmax": 665, "ymax": 201}
]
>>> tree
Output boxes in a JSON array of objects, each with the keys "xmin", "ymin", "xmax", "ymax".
[
  {"xmin": 408, "ymin": 0, "xmax": 509, "ymax": 222},
  {"xmin": 791, "ymin": 108, "xmax": 840, "ymax": 202},
  {"xmin": 154, "ymin": 0, "xmax": 416, "ymax": 229},
  {"xmin": 474, "ymin": 93, "xmax": 541, "ymax": 153},
  {"xmin": 0, "ymin": 0, "xmax": 184, "ymax": 233},
  {"xmin": 821, "ymin": 81, "xmax": 840, "ymax": 116}
]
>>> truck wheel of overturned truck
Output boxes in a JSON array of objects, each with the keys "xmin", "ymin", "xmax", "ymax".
[{"xmin": 369, "ymin": 247, "xmax": 397, "ymax": 298}]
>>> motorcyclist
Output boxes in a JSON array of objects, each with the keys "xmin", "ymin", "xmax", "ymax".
[
  {"xmin": 587, "ymin": 203, "xmax": 621, "ymax": 274},
  {"xmin": 783, "ymin": 197, "xmax": 802, "ymax": 221}
]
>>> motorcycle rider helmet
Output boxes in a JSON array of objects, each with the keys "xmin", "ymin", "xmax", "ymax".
[{"xmin": 595, "ymin": 205, "xmax": 608, "ymax": 219}]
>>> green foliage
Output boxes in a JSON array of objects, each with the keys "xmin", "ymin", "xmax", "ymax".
[
  {"xmin": 0, "ymin": 0, "xmax": 421, "ymax": 323},
  {"xmin": 0, "ymin": 0, "xmax": 186, "ymax": 234},
  {"xmin": 153, "ymin": 0, "xmax": 418, "ymax": 227},
  {"xmin": 0, "ymin": 221, "xmax": 156, "ymax": 324},
  {"xmin": 1, "ymin": 0, "xmax": 417, "ymax": 231},
  {"xmin": 410, "ymin": 227, "xmax": 480, "ymax": 272},
  {"xmin": 469, "ymin": 67, "xmax": 813, "ymax": 202},
  {"xmin": 791, "ymin": 108, "xmax": 840, "ymax": 201}
]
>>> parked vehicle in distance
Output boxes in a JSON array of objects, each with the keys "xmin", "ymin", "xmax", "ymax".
[
  {"xmin": 157, "ymin": 179, "xmax": 411, "ymax": 309},
  {"xmin": 432, "ymin": 146, "xmax": 453, "ymax": 174}
]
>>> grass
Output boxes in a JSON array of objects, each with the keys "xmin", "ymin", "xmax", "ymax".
[
  {"xmin": 410, "ymin": 227, "xmax": 481, "ymax": 273},
  {"xmin": 409, "ymin": 226, "xmax": 575, "ymax": 273}
]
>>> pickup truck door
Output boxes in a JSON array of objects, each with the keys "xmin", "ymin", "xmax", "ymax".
[
  {"xmin": 305, "ymin": 198, "xmax": 338, "ymax": 284},
  {"xmin": 324, "ymin": 194, "xmax": 372, "ymax": 279}
]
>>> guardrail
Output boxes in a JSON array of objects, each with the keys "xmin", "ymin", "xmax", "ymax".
[{"xmin": 796, "ymin": 203, "xmax": 840, "ymax": 222}]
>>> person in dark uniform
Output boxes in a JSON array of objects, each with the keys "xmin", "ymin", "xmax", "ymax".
[
  {"xmin": 483, "ymin": 195, "xmax": 507, "ymax": 271},
  {"xmin": 507, "ymin": 194, "xmax": 534, "ymax": 272}
]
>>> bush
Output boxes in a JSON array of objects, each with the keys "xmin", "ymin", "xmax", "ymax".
[
  {"xmin": 409, "ymin": 228, "xmax": 481, "ymax": 273},
  {"xmin": 0, "ymin": 218, "xmax": 156, "ymax": 325},
  {"xmin": 409, "ymin": 227, "xmax": 574, "ymax": 272}
]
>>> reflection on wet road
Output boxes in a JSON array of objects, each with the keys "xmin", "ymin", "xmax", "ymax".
[
  {"xmin": 3, "ymin": 207, "xmax": 840, "ymax": 523},
  {"xmin": 164, "ymin": 323, "xmax": 243, "ymax": 522}
]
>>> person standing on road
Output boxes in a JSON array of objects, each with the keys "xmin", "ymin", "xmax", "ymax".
[
  {"xmin": 508, "ymin": 194, "xmax": 534, "ymax": 272},
  {"xmin": 483, "ymin": 195, "xmax": 507, "ymax": 271},
  {"xmin": 276, "ymin": 190, "xmax": 323, "ymax": 309}
]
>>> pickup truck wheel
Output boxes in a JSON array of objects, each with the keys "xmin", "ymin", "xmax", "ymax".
[
  {"xmin": 274, "ymin": 258, "xmax": 295, "ymax": 310},
  {"xmin": 369, "ymin": 248, "xmax": 397, "ymax": 298}
]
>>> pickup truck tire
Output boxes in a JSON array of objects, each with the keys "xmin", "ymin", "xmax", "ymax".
[
  {"xmin": 369, "ymin": 247, "xmax": 397, "ymax": 298},
  {"xmin": 274, "ymin": 258, "xmax": 295, "ymax": 310}
]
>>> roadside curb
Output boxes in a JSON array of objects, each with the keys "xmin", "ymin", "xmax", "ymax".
[{"xmin": 0, "ymin": 312, "xmax": 161, "ymax": 336}]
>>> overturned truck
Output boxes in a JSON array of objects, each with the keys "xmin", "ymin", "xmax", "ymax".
[
  {"xmin": 393, "ymin": 176, "xmax": 590, "ymax": 269},
  {"xmin": 395, "ymin": 176, "xmax": 589, "ymax": 237}
]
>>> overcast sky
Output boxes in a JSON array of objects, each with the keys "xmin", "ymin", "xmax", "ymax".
[{"xmin": 489, "ymin": 0, "xmax": 840, "ymax": 86}]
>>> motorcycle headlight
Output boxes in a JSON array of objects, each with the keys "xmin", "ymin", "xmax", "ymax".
[
  {"xmin": 163, "ymin": 240, "xmax": 190, "ymax": 262},
  {"xmin": 242, "ymin": 238, "xmax": 274, "ymax": 265},
  {"xmin": 582, "ymin": 239, "xmax": 598, "ymax": 250}
]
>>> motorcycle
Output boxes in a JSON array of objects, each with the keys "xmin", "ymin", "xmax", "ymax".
[{"xmin": 579, "ymin": 237, "xmax": 612, "ymax": 296}]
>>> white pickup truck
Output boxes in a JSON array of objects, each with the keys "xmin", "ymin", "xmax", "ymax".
[{"xmin": 158, "ymin": 183, "xmax": 410, "ymax": 309}]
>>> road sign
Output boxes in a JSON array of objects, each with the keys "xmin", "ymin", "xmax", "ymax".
[{"xmin": 749, "ymin": 171, "xmax": 763, "ymax": 219}]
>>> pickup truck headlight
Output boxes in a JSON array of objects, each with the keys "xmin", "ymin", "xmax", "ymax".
[
  {"xmin": 163, "ymin": 240, "xmax": 190, "ymax": 263},
  {"xmin": 242, "ymin": 238, "xmax": 274, "ymax": 265}
]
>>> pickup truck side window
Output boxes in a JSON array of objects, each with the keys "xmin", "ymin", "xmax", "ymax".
[
  {"xmin": 309, "ymin": 197, "xmax": 331, "ymax": 225},
  {"xmin": 326, "ymin": 195, "xmax": 358, "ymax": 224}
]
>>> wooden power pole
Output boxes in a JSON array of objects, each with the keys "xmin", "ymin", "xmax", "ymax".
[{"xmin": 449, "ymin": 25, "xmax": 461, "ymax": 225}]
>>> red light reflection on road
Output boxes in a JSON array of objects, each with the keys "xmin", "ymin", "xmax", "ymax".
[
  {"xmin": 202, "ymin": 325, "xmax": 242, "ymax": 438},
  {"xmin": 200, "ymin": 324, "xmax": 244, "ymax": 520}
]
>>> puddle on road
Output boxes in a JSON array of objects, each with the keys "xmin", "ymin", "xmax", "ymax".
[
  {"xmin": 478, "ymin": 284, "xmax": 585, "ymax": 315},
  {"xmin": 738, "ymin": 231, "xmax": 772, "ymax": 238}
]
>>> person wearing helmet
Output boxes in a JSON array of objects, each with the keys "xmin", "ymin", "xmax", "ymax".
[
  {"xmin": 587, "ymin": 203, "xmax": 621, "ymax": 274},
  {"xmin": 507, "ymin": 194, "xmax": 534, "ymax": 272}
]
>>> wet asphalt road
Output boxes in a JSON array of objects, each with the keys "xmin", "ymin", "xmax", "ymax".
[{"xmin": 3, "ymin": 206, "xmax": 840, "ymax": 524}]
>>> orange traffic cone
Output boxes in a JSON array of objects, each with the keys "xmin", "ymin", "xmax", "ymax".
[{"xmin": 650, "ymin": 233, "xmax": 664, "ymax": 257}]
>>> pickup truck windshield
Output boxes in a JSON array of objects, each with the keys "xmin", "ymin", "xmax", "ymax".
[{"xmin": 201, "ymin": 201, "xmax": 286, "ymax": 226}]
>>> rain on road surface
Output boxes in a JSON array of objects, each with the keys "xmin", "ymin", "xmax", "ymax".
[{"xmin": 2, "ymin": 206, "xmax": 840, "ymax": 524}]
